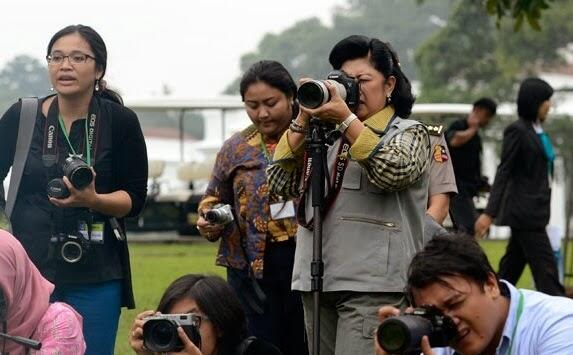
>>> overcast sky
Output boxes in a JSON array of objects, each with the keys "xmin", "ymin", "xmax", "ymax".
[{"xmin": 1, "ymin": 0, "xmax": 347, "ymax": 99}]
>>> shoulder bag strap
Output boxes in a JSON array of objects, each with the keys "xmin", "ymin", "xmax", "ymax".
[{"xmin": 6, "ymin": 97, "xmax": 39, "ymax": 219}]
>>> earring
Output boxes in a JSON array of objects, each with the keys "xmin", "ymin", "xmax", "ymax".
[
  {"xmin": 95, "ymin": 80, "xmax": 100, "ymax": 92},
  {"xmin": 386, "ymin": 94, "xmax": 392, "ymax": 104},
  {"xmin": 50, "ymin": 86, "xmax": 54, "ymax": 91}
]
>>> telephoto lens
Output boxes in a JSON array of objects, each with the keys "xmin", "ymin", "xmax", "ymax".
[
  {"xmin": 297, "ymin": 70, "xmax": 359, "ymax": 110},
  {"xmin": 377, "ymin": 307, "xmax": 457, "ymax": 354}
]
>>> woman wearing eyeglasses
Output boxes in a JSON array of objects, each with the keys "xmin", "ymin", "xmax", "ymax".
[
  {"xmin": 0, "ymin": 24, "xmax": 148, "ymax": 355},
  {"xmin": 129, "ymin": 275, "xmax": 281, "ymax": 355}
]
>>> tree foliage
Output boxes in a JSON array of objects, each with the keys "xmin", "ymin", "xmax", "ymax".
[
  {"xmin": 418, "ymin": 0, "xmax": 555, "ymax": 31},
  {"xmin": 0, "ymin": 55, "xmax": 50, "ymax": 113},
  {"xmin": 415, "ymin": 0, "xmax": 573, "ymax": 103},
  {"xmin": 224, "ymin": 0, "xmax": 453, "ymax": 94}
]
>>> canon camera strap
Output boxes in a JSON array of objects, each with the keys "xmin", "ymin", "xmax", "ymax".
[
  {"xmin": 296, "ymin": 136, "xmax": 351, "ymax": 230},
  {"xmin": 42, "ymin": 96, "xmax": 101, "ymax": 169}
]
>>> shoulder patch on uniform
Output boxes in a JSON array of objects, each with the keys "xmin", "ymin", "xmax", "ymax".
[
  {"xmin": 425, "ymin": 124, "xmax": 443, "ymax": 136},
  {"xmin": 433, "ymin": 144, "xmax": 449, "ymax": 162}
]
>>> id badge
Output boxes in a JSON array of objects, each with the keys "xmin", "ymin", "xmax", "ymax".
[
  {"xmin": 78, "ymin": 220, "xmax": 105, "ymax": 244},
  {"xmin": 270, "ymin": 200, "xmax": 295, "ymax": 220}
]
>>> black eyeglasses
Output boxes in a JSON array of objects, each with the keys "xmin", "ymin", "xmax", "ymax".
[{"xmin": 46, "ymin": 51, "xmax": 95, "ymax": 65}]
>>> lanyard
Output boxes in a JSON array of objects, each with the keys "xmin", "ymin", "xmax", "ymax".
[
  {"xmin": 43, "ymin": 96, "xmax": 100, "ymax": 168},
  {"xmin": 58, "ymin": 115, "xmax": 91, "ymax": 166},
  {"xmin": 507, "ymin": 290, "xmax": 524, "ymax": 355}
]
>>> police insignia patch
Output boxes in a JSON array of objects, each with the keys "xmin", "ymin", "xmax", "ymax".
[{"xmin": 433, "ymin": 144, "xmax": 448, "ymax": 162}]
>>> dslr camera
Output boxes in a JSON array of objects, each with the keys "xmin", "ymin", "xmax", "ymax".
[
  {"xmin": 143, "ymin": 313, "xmax": 202, "ymax": 352},
  {"xmin": 47, "ymin": 155, "xmax": 94, "ymax": 199},
  {"xmin": 377, "ymin": 306, "xmax": 457, "ymax": 354},
  {"xmin": 49, "ymin": 232, "xmax": 91, "ymax": 264},
  {"xmin": 297, "ymin": 70, "xmax": 360, "ymax": 110},
  {"xmin": 204, "ymin": 204, "xmax": 234, "ymax": 225}
]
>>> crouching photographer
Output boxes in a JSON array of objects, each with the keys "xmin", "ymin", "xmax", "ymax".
[
  {"xmin": 375, "ymin": 234, "xmax": 573, "ymax": 355},
  {"xmin": 128, "ymin": 274, "xmax": 281, "ymax": 355}
]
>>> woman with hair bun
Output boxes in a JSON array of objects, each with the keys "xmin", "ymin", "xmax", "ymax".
[{"xmin": 267, "ymin": 35, "xmax": 431, "ymax": 354}]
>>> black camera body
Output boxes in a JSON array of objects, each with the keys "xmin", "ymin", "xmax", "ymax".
[
  {"xmin": 204, "ymin": 204, "xmax": 234, "ymax": 225},
  {"xmin": 49, "ymin": 232, "xmax": 91, "ymax": 264},
  {"xmin": 47, "ymin": 156, "xmax": 93, "ymax": 199},
  {"xmin": 143, "ymin": 314, "xmax": 202, "ymax": 352},
  {"xmin": 297, "ymin": 70, "xmax": 360, "ymax": 110},
  {"xmin": 377, "ymin": 306, "xmax": 457, "ymax": 354}
]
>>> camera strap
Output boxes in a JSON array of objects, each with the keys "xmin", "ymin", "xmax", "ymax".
[
  {"xmin": 43, "ymin": 96, "xmax": 101, "ymax": 168},
  {"xmin": 296, "ymin": 136, "xmax": 351, "ymax": 230}
]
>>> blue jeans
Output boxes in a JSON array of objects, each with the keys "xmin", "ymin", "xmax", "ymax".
[{"xmin": 51, "ymin": 280, "xmax": 122, "ymax": 355}]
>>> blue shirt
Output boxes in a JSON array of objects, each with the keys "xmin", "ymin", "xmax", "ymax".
[{"xmin": 433, "ymin": 280, "xmax": 573, "ymax": 355}]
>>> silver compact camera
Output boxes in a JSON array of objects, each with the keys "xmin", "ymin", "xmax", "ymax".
[
  {"xmin": 143, "ymin": 313, "xmax": 202, "ymax": 352},
  {"xmin": 204, "ymin": 204, "xmax": 234, "ymax": 225}
]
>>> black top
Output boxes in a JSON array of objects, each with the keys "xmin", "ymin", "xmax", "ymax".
[
  {"xmin": 445, "ymin": 119, "xmax": 482, "ymax": 196},
  {"xmin": 485, "ymin": 118, "xmax": 550, "ymax": 229},
  {"xmin": 0, "ymin": 96, "xmax": 148, "ymax": 308}
]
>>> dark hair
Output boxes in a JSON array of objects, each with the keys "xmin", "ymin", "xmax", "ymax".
[
  {"xmin": 473, "ymin": 97, "xmax": 497, "ymax": 117},
  {"xmin": 47, "ymin": 24, "xmax": 123, "ymax": 105},
  {"xmin": 517, "ymin": 77, "xmax": 553, "ymax": 121},
  {"xmin": 406, "ymin": 234, "xmax": 498, "ymax": 305},
  {"xmin": 328, "ymin": 35, "xmax": 415, "ymax": 118},
  {"xmin": 157, "ymin": 274, "xmax": 247, "ymax": 354},
  {"xmin": 239, "ymin": 60, "xmax": 299, "ymax": 119}
]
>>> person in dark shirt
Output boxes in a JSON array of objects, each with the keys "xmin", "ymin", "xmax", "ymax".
[
  {"xmin": 0, "ymin": 25, "xmax": 148, "ymax": 355},
  {"xmin": 446, "ymin": 97, "xmax": 497, "ymax": 235}
]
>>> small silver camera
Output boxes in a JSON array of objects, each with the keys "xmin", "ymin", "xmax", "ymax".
[
  {"xmin": 204, "ymin": 204, "xmax": 234, "ymax": 225},
  {"xmin": 142, "ymin": 313, "xmax": 202, "ymax": 352}
]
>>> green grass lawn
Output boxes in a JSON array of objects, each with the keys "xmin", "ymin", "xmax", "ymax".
[{"xmin": 114, "ymin": 239, "xmax": 568, "ymax": 354}]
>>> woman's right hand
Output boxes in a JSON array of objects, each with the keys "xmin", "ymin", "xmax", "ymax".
[
  {"xmin": 129, "ymin": 310, "xmax": 156, "ymax": 355},
  {"xmin": 196, "ymin": 213, "xmax": 225, "ymax": 240}
]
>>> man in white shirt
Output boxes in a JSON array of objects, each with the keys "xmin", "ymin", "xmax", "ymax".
[{"xmin": 376, "ymin": 234, "xmax": 573, "ymax": 355}]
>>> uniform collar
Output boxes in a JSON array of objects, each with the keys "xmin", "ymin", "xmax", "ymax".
[{"xmin": 363, "ymin": 105, "xmax": 396, "ymax": 131}]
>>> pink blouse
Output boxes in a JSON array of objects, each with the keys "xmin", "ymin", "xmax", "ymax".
[{"xmin": 30, "ymin": 302, "xmax": 86, "ymax": 355}]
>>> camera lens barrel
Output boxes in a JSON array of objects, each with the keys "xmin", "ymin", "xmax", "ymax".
[
  {"xmin": 297, "ymin": 80, "xmax": 330, "ymax": 109},
  {"xmin": 377, "ymin": 315, "xmax": 433, "ymax": 354},
  {"xmin": 60, "ymin": 240, "xmax": 84, "ymax": 263},
  {"xmin": 63, "ymin": 157, "xmax": 93, "ymax": 189},
  {"xmin": 143, "ymin": 319, "xmax": 183, "ymax": 353}
]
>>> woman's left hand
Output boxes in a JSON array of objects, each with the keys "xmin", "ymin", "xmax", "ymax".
[
  {"xmin": 49, "ymin": 169, "xmax": 98, "ymax": 209},
  {"xmin": 301, "ymin": 80, "xmax": 353, "ymax": 124},
  {"xmin": 168, "ymin": 326, "xmax": 203, "ymax": 355}
]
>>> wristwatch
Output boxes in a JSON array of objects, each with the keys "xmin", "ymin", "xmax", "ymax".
[{"xmin": 338, "ymin": 113, "xmax": 358, "ymax": 134}]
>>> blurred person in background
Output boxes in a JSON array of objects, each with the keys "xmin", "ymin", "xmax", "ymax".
[
  {"xmin": 196, "ymin": 60, "xmax": 307, "ymax": 355},
  {"xmin": 475, "ymin": 78, "xmax": 564, "ymax": 296},
  {"xmin": 424, "ymin": 124, "xmax": 457, "ymax": 241},
  {"xmin": 267, "ymin": 35, "xmax": 430, "ymax": 354},
  {"xmin": 0, "ymin": 24, "xmax": 148, "ymax": 354},
  {"xmin": 446, "ymin": 98, "xmax": 497, "ymax": 235},
  {"xmin": 0, "ymin": 229, "xmax": 86, "ymax": 354}
]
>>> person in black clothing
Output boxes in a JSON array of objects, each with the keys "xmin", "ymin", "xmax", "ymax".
[
  {"xmin": 475, "ymin": 78, "xmax": 564, "ymax": 296},
  {"xmin": 0, "ymin": 24, "xmax": 148, "ymax": 354},
  {"xmin": 446, "ymin": 97, "xmax": 497, "ymax": 234}
]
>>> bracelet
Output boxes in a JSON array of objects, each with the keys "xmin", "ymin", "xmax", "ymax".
[
  {"xmin": 289, "ymin": 120, "xmax": 308, "ymax": 134},
  {"xmin": 338, "ymin": 113, "xmax": 358, "ymax": 134}
]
